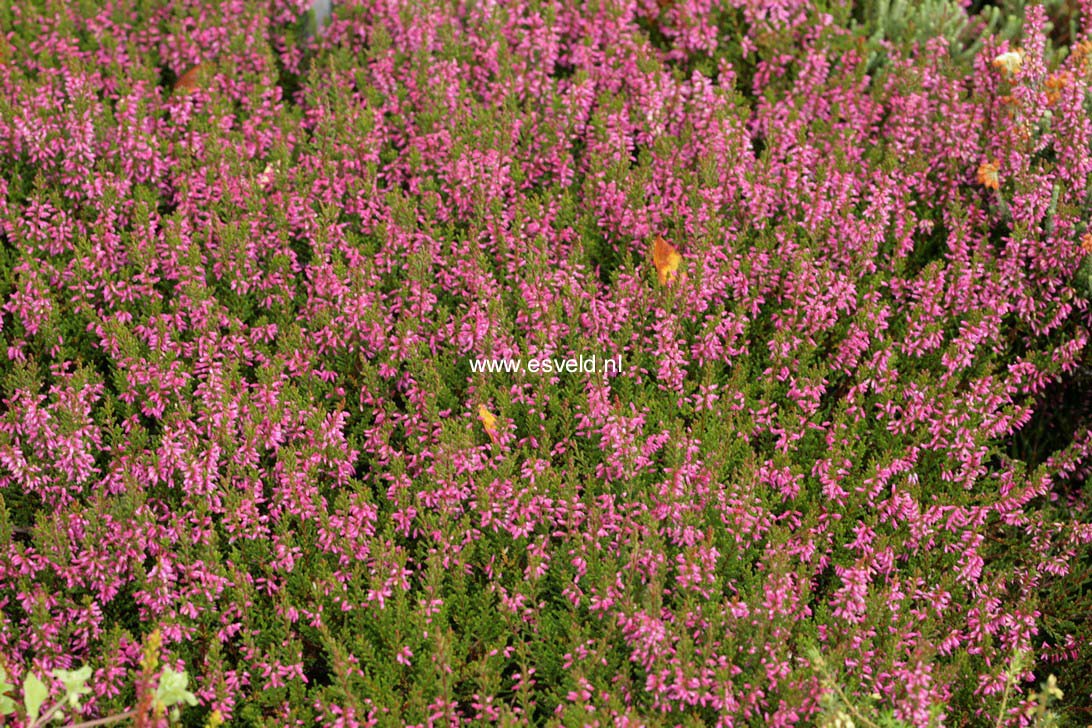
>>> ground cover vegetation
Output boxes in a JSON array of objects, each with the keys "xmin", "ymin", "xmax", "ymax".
[{"xmin": 1, "ymin": 0, "xmax": 1092, "ymax": 725}]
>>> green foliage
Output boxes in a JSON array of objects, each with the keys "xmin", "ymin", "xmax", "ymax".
[
  {"xmin": 0, "ymin": 632, "xmax": 198, "ymax": 727},
  {"xmin": 156, "ymin": 667, "xmax": 199, "ymax": 721},
  {"xmin": 52, "ymin": 667, "xmax": 92, "ymax": 709},
  {"xmin": 22, "ymin": 673, "xmax": 48, "ymax": 723},
  {"xmin": 854, "ymin": 0, "xmax": 1071, "ymax": 68},
  {"xmin": 0, "ymin": 668, "xmax": 15, "ymax": 715},
  {"xmin": 1074, "ymin": 254, "xmax": 1092, "ymax": 299}
]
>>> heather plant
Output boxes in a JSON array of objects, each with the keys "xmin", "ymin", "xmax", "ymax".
[
  {"xmin": 0, "ymin": 0, "xmax": 1091, "ymax": 726},
  {"xmin": 0, "ymin": 629, "xmax": 202, "ymax": 727}
]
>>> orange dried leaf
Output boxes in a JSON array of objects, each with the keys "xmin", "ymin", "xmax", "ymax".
[
  {"xmin": 174, "ymin": 64, "xmax": 203, "ymax": 92},
  {"xmin": 652, "ymin": 236, "xmax": 681, "ymax": 286},
  {"xmin": 1081, "ymin": 233, "xmax": 1092, "ymax": 255},
  {"xmin": 1045, "ymin": 71, "xmax": 1072, "ymax": 106},
  {"xmin": 478, "ymin": 404, "xmax": 499, "ymax": 444},
  {"xmin": 976, "ymin": 161, "xmax": 1000, "ymax": 191},
  {"xmin": 1074, "ymin": 40, "xmax": 1092, "ymax": 66}
]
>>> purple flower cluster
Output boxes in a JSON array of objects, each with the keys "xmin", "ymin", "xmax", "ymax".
[{"xmin": 0, "ymin": 0, "xmax": 1091, "ymax": 725}]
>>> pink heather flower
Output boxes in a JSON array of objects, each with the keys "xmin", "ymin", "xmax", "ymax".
[
  {"xmin": 831, "ymin": 565, "xmax": 870, "ymax": 624},
  {"xmin": 0, "ymin": 0, "xmax": 1087, "ymax": 723}
]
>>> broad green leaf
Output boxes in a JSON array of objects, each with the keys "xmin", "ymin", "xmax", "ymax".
[
  {"xmin": 0, "ymin": 667, "xmax": 15, "ymax": 715},
  {"xmin": 52, "ymin": 666, "xmax": 92, "ymax": 708},
  {"xmin": 23, "ymin": 673, "xmax": 48, "ymax": 723},
  {"xmin": 155, "ymin": 667, "xmax": 197, "ymax": 711}
]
